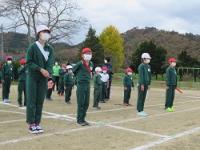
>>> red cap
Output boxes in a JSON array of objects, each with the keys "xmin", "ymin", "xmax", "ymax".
[
  {"xmin": 125, "ymin": 67, "xmax": 133, "ymax": 73},
  {"xmin": 82, "ymin": 48, "xmax": 92, "ymax": 54},
  {"xmin": 102, "ymin": 66, "xmax": 108, "ymax": 71},
  {"xmin": 6, "ymin": 56, "xmax": 13, "ymax": 60},
  {"xmin": 19, "ymin": 58, "xmax": 26, "ymax": 65},
  {"xmin": 168, "ymin": 57, "xmax": 176, "ymax": 63}
]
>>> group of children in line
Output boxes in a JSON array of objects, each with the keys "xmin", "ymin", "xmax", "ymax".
[{"xmin": 0, "ymin": 25, "xmax": 178, "ymax": 133}]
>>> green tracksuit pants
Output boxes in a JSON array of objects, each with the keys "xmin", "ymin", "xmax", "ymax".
[
  {"xmin": 76, "ymin": 83, "xmax": 90, "ymax": 123},
  {"xmin": 93, "ymin": 87, "xmax": 102, "ymax": 107},
  {"xmin": 2, "ymin": 77, "xmax": 11, "ymax": 100},
  {"xmin": 18, "ymin": 81, "xmax": 26, "ymax": 106},
  {"xmin": 165, "ymin": 85, "xmax": 176, "ymax": 108},
  {"xmin": 124, "ymin": 87, "xmax": 131, "ymax": 104},
  {"xmin": 137, "ymin": 85, "xmax": 148, "ymax": 112},
  {"xmin": 26, "ymin": 75, "xmax": 47, "ymax": 124},
  {"xmin": 65, "ymin": 85, "xmax": 73, "ymax": 102}
]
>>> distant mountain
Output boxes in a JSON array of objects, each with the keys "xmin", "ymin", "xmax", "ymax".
[
  {"xmin": 0, "ymin": 32, "xmax": 79, "ymax": 62},
  {"xmin": 1, "ymin": 28, "xmax": 200, "ymax": 64},
  {"xmin": 122, "ymin": 27, "xmax": 200, "ymax": 65}
]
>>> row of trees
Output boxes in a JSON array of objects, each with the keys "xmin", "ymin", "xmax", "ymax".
[{"xmin": 81, "ymin": 26, "xmax": 200, "ymax": 78}]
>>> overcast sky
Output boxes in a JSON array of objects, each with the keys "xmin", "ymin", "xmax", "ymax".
[{"xmin": 71, "ymin": 0, "xmax": 200, "ymax": 44}]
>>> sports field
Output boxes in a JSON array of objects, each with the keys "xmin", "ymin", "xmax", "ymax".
[{"xmin": 0, "ymin": 85, "xmax": 200, "ymax": 150}]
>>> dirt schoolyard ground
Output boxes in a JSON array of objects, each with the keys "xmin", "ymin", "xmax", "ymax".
[{"xmin": 0, "ymin": 85, "xmax": 200, "ymax": 150}]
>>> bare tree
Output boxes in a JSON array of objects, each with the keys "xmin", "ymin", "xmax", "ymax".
[{"xmin": 0, "ymin": 0, "xmax": 86, "ymax": 44}]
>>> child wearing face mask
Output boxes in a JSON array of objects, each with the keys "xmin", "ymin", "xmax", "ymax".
[
  {"xmin": 17, "ymin": 58, "xmax": 27, "ymax": 107},
  {"xmin": 58, "ymin": 63, "xmax": 66, "ymax": 96},
  {"xmin": 2, "ymin": 56, "xmax": 13, "ymax": 103},
  {"xmin": 165, "ymin": 58, "xmax": 177, "ymax": 112},
  {"xmin": 93, "ymin": 67, "xmax": 103, "ymax": 110},
  {"xmin": 137, "ymin": 53, "xmax": 151, "ymax": 117},
  {"xmin": 100, "ymin": 66, "xmax": 109, "ymax": 103},
  {"xmin": 64, "ymin": 65, "xmax": 74, "ymax": 104},
  {"xmin": 73, "ymin": 48, "xmax": 93, "ymax": 126},
  {"xmin": 26, "ymin": 25, "xmax": 54, "ymax": 134},
  {"xmin": 123, "ymin": 67, "xmax": 134, "ymax": 106}
]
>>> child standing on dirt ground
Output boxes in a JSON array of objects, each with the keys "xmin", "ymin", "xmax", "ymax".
[
  {"xmin": 123, "ymin": 67, "xmax": 134, "ymax": 106},
  {"xmin": 93, "ymin": 67, "xmax": 102, "ymax": 110},
  {"xmin": 58, "ymin": 63, "xmax": 66, "ymax": 96},
  {"xmin": 100, "ymin": 66, "xmax": 109, "ymax": 103},
  {"xmin": 2, "ymin": 56, "xmax": 13, "ymax": 103},
  {"xmin": 17, "ymin": 58, "xmax": 27, "ymax": 107},
  {"xmin": 165, "ymin": 58, "xmax": 177, "ymax": 112},
  {"xmin": 73, "ymin": 48, "xmax": 93, "ymax": 126},
  {"xmin": 137, "ymin": 53, "xmax": 151, "ymax": 117},
  {"xmin": 26, "ymin": 25, "xmax": 54, "ymax": 134},
  {"xmin": 64, "ymin": 65, "xmax": 74, "ymax": 104}
]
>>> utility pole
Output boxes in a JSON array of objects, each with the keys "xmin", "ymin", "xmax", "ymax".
[
  {"xmin": 1, "ymin": 24, "xmax": 4, "ymax": 61},
  {"xmin": 27, "ymin": 15, "xmax": 32, "ymax": 45}
]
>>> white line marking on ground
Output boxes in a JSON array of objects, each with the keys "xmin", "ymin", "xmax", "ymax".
[
  {"xmin": 185, "ymin": 96, "xmax": 200, "ymax": 99},
  {"xmin": 0, "ymin": 110, "xmax": 25, "ymax": 115},
  {"xmin": 0, "ymin": 125, "xmax": 97, "ymax": 145},
  {"xmin": 111, "ymin": 107, "xmax": 200, "ymax": 125},
  {"xmin": 68, "ymin": 98, "xmax": 200, "ymax": 115},
  {"xmin": 130, "ymin": 127, "xmax": 200, "ymax": 150},
  {"xmin": 107, "ymin": 125, "xmax": 170, "ymax": 138}
]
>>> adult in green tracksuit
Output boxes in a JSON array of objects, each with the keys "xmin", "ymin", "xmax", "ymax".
[
  {"xmin": 26, "ymin": 25, "xmax": 54, "ymax": 134},
  {"xmin": 123, "ymin": 67, "xmax": 134, "ymax": 106},
  {"xmin": 2, "ymin": 56, "xmax": 13, "ymax": 103},
  {"xmin": 58, "ymin": 64, "xmax": 66, "ymax": 96},
  {"xmin": 165, "ymin": 58, "xmax": 177, "ymax": 112},
  {"xmin": 93, "ymin": 67, "xmax": 102, "ymax": 110},
  {"xmin": 17, "ymin": 58, "xmax": 27, "ymax": 107},
  {"xmin": 73, "ymin": 47, "xmax": 93, "ymax": 126},
  {"xmin": 137, "ymin": 53, "xmax": 151, "ymax": 117},
  {"xmin": 64, "ymin": 65, "xmax": 74, "ymax": 104}
]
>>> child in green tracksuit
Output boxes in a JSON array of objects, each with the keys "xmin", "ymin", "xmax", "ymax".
[
  {"xmin": 73, "ymin": 47, "xmax": 93, "ymax": 126},
  {"xmin": 165, "ymin": 58, "xmax": 177, "ymax": 112},
  {"xmin": 137, "ymin": 53, "xmax": 151, "ymax": 117},
  {"xmin": 64, "ymin": 65, "xmax": 74, "ymax": 104},
  {"xmin": 2, "ymin": 56, "xmax": 13, "ymax": 103},
  {"xmin": 17, "ymin": 58, "xmax": 27, "ymax": 107},
  {"xmin": 123, "ymin": 67, "xmax": 134, "ymax": 106},
  {"xmin": 93, "ymin": 67, "xmax": 102, "ymax": 110},
  {"xmin": 58, "ymin": 64, "xmax": 66, "ymax": 96}
]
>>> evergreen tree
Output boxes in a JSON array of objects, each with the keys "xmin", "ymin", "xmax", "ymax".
[{"xmin": 81, "ymin": 27, "xmax": 104, "ymax": 67}]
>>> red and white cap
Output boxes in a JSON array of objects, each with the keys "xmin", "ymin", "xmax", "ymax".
[
  {"xmin": 125, "ymin": 67, "xmax": 133, "ymax": 73},
  {"xmin": 168, "ymin": 57, "xmax": 177, "ymax": 63},
  {"xmin": 19, "ymin": 58, "xmax": 26, "ymax": 65},
  {"xmin": 102, "ymin": 66, "xmax": 108, "ymax": 71},
  {"xmin": 82, "ymin": 48, "xmax": 92, "ymax": 54}
]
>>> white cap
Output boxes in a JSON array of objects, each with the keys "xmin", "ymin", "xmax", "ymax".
[
  {"xmin": 141, "ymin": 53, "xmax": 151, "ymax": 59},
  {"xmin": 66, "ymin": 65, "xmax": 73, "ymax": 69},
  {"xmin": 95, "ymin": 67, "xmax": 102, "ymax": 72},
  {"xmin": 36, "ymin": 25, "xmax": 50, "ymax": 34}
]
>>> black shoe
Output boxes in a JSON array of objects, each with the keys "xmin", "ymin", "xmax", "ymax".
[
  {"xmin": 77, "ymin": 121, "xmax": 87, "ymax": 126},
  {"xmin": 66, "ymin": 101, "xmax": 71, "ymax": 104},
  {"xmin": 83, "ymin": 121, "xmax": 90, "ymax": 126},
  {"xmin": 100, "ymin": 101, "xmax": 106, "ymax": 103}
]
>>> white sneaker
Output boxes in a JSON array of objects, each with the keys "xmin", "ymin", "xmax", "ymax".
[
  {"xmin": 3, "ymin": 99, "xmax": 10, "ymax": 103},
  {"xmin": 36, "ymin": 125, "xmax": 44, "ymax": 133},
  {"xmin": 137, "ymin": 111, "xmax": 148, "ymax": 117}
]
